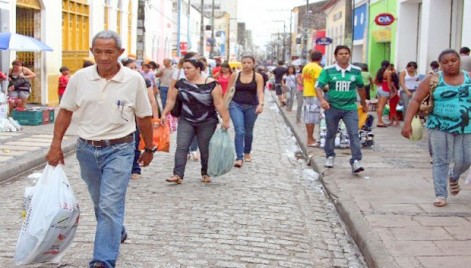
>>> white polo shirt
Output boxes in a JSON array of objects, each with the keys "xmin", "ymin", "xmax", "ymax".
[{"xmin": 60, "ymin": 63, "xmax": 152, "ymax": 140}]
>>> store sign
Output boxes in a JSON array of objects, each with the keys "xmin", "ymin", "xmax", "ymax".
[
  {"xmin": 374, "ymin": 13, "xmax": 395, "ymax": 26},
  {"xmin": 372, "ymin": 29, "xmax": 392, "ymax": 43},
  {"xmin": 315, "ymin": 37, "xmax": 333, "ymax": 46},
  {"xmin": 179, "ymin": 41, "xmax": 188, "ymax": 55}
]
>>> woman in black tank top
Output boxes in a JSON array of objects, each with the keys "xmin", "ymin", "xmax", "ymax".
[{"xmin": 226, "ymin": 55, "xmax": 265, "ymax": 167}]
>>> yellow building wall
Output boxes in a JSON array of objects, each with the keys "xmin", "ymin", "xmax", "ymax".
[{"xmin": 47, "ymin": 74, "xmax": 60, "ymax": 107}]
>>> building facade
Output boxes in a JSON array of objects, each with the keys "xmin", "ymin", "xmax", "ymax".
[{"xmin": 395, "ymin": 0, "xmax": 470, "ymax": 74}]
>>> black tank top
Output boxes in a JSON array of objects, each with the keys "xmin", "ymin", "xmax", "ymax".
[
  {"xmin": 175, "ymin": 79, "xmax": 218, "ymax": 123},
  {"xmin": 233, "ymin": 71, "xmax": 258, "ymax": 105}
]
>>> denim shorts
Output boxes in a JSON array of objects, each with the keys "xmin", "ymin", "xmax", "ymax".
[
  {"xmin": 275, "ymin": 83, "xmax": 283, "ymax": 96},
  {"xmin": 8, "ymin": 90, "xmax": 30, "ymax": 100},
  {"xmin": 303, "ymin": 97, "xmax": 321, "ymax": 124},
  {"xmin": 376, "ymin": 85, "xmax": 390, "ymax": 98}
]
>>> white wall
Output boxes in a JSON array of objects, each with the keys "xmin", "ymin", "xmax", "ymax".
[
  {"xmin": 42, "ymin": 0, "xmax": 63, "ymax": 104},
  {"xmin": 417, "ymin": 0, "xmax": 452, "ymax": 74},
  {"xmin": 395, "ymin": 1, "xmax": 419, "ymax": 71},
  {"xmin": 461, "ymin": 0, "xmax": 471, "ymax": 47}
]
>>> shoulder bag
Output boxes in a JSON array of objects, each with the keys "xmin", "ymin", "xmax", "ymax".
[
  {"xmin": 170, "ymin": 70, "xmax": 183, "ymax": 117},
  {"xmin": 419, "ymin": 73, "xmax": 439, "ymax": 116},
  {"xmin": 224, "ymin": 71, "xmax": 241, "ymax": 108}
]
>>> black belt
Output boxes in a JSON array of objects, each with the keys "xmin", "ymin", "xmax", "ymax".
[{"xmin": 80, "ymin": 133, "xmax": 133, "ymax": 147}]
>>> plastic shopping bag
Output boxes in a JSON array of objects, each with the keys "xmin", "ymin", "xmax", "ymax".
[
  {"xmin": 15, "ymin": 164, "xmax": 80, "ymax": 265},
  {"xmin": 139, "ymin": 119, "xmax": 171, "ymax": 152},
  {"xmin": 410, "ymin": 116, "xmax": 423, "ymax": 141},
  {"xmin": 358, "ymin": 105, "xmax": 367, "ymax": 129},
  {"xmin": 167, "ymin": 114, "xmax": 178, "ymax": 133},
  {"xmin": 208, "ymin": 128, "xmax": 235, "ymax": 177}
]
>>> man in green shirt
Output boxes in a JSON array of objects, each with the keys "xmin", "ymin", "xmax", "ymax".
[{"xmin": 315, "ymin": 45, "xmax": 368, "ymax": 174}]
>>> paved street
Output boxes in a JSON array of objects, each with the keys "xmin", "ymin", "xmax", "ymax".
[{"xmin": 0, "ymin": 99, "xmax": 366, "ymax": 267}]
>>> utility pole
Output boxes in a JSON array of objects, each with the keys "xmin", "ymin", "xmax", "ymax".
[
  {"xmin": 289, "ymin": 11, "xmax": 292, "ymax": 62},
  {"xmin": 210, "ymin": 0, "xmax": 215, "ymax": 58},
  {"xmin": 199, "ymin": 0, "xmax": 205, "ymax": 56},
  {"xmin": 136, "ymin": 0, "xmax": 145, "ymax": 61},
  {"xmin": 282, "ymin": 21, "xmax": 286, "ymax": 63},
  {"xmin": 302, "ymin": 0, "xmax": 309, "ymax": 64},
  {"xmin": 345, "ymin": 0, "xmax": 353, "ymax": 49},
  {"xmin": 177, "ymin": 0, "xmax": 182, "ymax": 57}
]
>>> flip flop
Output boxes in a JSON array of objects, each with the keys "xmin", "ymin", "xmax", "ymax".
[
  {"xmin": 376, "ymin": 124, "xmax": 388, "ymax": 128},
  {"xmin": 307, "ymin": 142, "xmax": 320, "ymax": 148}
]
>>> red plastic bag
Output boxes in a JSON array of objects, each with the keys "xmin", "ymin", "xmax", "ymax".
[{"xmin": 139, "ymin": 119, "xmax": 170, "ymax": 152}]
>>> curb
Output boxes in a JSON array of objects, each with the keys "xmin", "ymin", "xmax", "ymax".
[
  {"xmin": 270, "ymin": 91, "xmax": 398, "ymax": 268},
  {"xmin": 0, "ymin": 138, "xmax": 76, "ymax": 183}
]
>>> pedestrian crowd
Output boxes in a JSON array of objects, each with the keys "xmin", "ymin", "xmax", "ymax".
[{"xmin": 17, "ymin": 28, "xmax": 467, "ymax": 267}]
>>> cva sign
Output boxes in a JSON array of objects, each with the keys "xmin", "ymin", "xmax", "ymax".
[{"xmin": 374, "ymin": 13, "xmax": 395, "ymax": 26}]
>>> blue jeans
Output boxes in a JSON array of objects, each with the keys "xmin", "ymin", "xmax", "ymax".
[
  {"xmin": 229, "ymin": 101, "xmax": 258, "ymax": 160},
  {"xmin": 429, "ymin": 129, "xmax": 471, "ymax": 198},
  {"xmin": 75, "ymin": 138, "xmax": 134, "ymax": 268},
  {"xmin": 174, "ymin": 117, "xmax": 218, "ymax": 178},
  {"xmin": 160, "ymin": 86, "xmax": 169, "ymax": 109},
  {"xmin": 132, "ymin": 128, "xmax": 141, "ymax": 174},
  {"xmin": 324, "ymin": 107, "xmax": 362, "ymax": 165}
]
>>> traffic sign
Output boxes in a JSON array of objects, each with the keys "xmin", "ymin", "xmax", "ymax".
[{"xmin": 315, "ymin": 37, "xmax": 333, "ymax": 46}]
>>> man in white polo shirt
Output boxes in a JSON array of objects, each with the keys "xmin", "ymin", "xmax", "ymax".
[{"xmin": 46, "ymin": 30, "xmax": 154, "ymax": 268}]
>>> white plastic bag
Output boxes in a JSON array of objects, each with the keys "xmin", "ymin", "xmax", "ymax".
[
  {"xmin": 410, "ymin": 116, "xmax": 423, "ymax": 141},
  {"xmin": 208, "ymin": 128, "xmax": 235, "ymax": 177},
  {"xmin": 15, "ymin": 164, "xmax": 80, "ymax": 265}
]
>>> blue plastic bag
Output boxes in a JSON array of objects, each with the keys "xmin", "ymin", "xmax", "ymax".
[{"xmin": 208, "ymin": 128, "xmax": 235, "ymax": 177}]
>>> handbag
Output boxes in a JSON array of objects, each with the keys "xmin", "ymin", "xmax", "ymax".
[
  {"xmin": 224, "ymin": 71, "xmax": 241, "ymax": 108},
  {"xmin": 10, "ymin": 77, "xmax": 31, "ymax": 92},
  {"xmin": 419, "ymin": 73, "xmax": 439, "ymax": 115},
  {"xmin": 170, "ymin": 93, "xmax": 182, "ymax": 117}
]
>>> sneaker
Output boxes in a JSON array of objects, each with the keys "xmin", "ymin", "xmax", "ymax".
[
  {"xmin": 324, "ymin": 156, "xmax": 335, "ymax": 168},
  {"xmin": 131, "ymin": 173, "xmax": 141, "ymax": 180},
  {"xmin": 90, "ymin": 261, "xmax": 107, "ymax": 268},
  {"xmin": 121, "ymin": 228, "xmax": 128, "ymax": 243},
  {"xmin": 352, "ymin": 160, "xmax": 364, "ymax": 174}
]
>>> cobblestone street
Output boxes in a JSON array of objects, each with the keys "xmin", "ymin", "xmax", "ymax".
[{"xmin": 0, "ymin": 99, "xmax": 366, "ymax": 267}]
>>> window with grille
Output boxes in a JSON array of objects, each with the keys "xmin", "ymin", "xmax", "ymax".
[{"xmin": 62, "ymin": 0, "xmax": 90, "ymax": 73}]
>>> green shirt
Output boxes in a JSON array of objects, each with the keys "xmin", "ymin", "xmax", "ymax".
[{"xmin": 317, "ymin": 64, "xmax": 364, "ymax": 111}]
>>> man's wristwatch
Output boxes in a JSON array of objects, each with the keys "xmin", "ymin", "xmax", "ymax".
[{"xmin": 144, "ymin": 146, "xmax": 157, "ymax": 154}]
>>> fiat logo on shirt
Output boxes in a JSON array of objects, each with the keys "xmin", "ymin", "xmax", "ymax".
[{"xmin": 374, "ymin": 13, "xmax": 395, "ymax": 26}]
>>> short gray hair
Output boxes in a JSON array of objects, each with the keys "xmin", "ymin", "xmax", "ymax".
[{"xmin": 92, "ymin": 30, "xmax": 122, "ymax": 49}]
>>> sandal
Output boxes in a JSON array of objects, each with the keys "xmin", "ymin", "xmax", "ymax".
[
  {"xmin": 449, "ymin": 179, "xmax": 461, "ymax": 196},
  {"xmin": 166, "ymin": 175, "xmax": 182, "ymax": 184},
  {"xmin": 244, "ymin": 154, "xmax": 252, "ymax": 162},
  {"xmin": 433, "ymin": 197, "xmax": 446, "ymax": 207},
  {"xmin": 234, "ymin": 160, "xmax": 243, "ymax": 168},
  {"xmin": 307, "ymin": 141, "xmax": 320, "ymax": 148},
  {"xmin": 201, "ymin": 175, "xmax": 211, "ymax": 183}
]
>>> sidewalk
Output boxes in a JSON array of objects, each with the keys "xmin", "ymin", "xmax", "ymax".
[
  {"xmin": 3, "ymin": 98, "xmax": 471, "ymax": 267},
  {"xmin": 0, "ymin": 109, "xmax": 77, "ymax": 182},
  {"xmin": 273, "ymin": 91, "xmax": 471, "ymax": 268}
]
